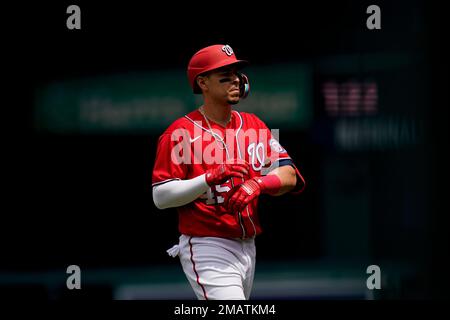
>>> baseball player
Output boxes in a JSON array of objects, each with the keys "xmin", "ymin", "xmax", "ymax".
[{"xmin": 152, "ymin": 44, "xmax": 305, "ymax": 300}]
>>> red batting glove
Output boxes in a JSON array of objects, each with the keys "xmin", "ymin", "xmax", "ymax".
[
  {"xmin": 225, "ymin": 178, "xmax": 261, "ymax": 214},
  {"xmin": 225, "ymin": 175, "xmax": 282, "ymax": 213},
  {"xmin": 205, "ymin": 159, "xmax": 250, "ymax": 186}
]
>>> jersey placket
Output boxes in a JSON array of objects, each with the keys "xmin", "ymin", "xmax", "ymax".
[{"xmin": 205, "ymin": 117, "xmax": 250, "ymax": 239}]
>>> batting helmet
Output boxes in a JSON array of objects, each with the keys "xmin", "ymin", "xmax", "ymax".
[{"xmin": 187, "ymin": 44, "xmax": 249, "ymax": 97}]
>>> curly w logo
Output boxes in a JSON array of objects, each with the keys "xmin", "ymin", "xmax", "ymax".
[{"xmin": 222, "ymin": 45, "xmax": 234, "ymax": 56}]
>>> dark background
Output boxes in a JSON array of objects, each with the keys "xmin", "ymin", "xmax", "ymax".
[{"xmin": 3, "ymin": 0, "xmax": 448, "ymax": 299}]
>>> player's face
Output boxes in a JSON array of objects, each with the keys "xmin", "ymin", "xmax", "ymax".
[{"xmin": 202, "ymin": 67, "xmax": 241, "ymax": 105}]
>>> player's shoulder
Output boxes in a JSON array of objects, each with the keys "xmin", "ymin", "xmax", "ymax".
[{"xmin": 234, "ymin": 111, "xmax": 268, "ymax": 128}]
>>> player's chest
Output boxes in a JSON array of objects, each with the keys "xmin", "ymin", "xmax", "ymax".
[{"xmin": 188, "ymin": 126, "xmax": 271, "ymax": 173}]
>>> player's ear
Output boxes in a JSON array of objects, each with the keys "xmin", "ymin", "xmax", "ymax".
[{"xmin": 197, "ymin": 75, "xmax": 209, "ymax": 93}]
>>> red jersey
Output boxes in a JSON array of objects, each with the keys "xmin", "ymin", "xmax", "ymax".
[{"xmin": 152, "ymin": 109, "xmax": 305, "ymax": 239}]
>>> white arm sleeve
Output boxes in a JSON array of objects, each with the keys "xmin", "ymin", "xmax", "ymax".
[{"xmin": 152, "ymin": 174, "xmax": 209, "ymax": 209}]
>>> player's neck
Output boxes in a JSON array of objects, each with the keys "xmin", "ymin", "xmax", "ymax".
[{"xmin": 200, "ymin": 103, "xmax": 232, "ymax": 127}]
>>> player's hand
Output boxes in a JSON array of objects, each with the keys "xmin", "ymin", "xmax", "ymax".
[
  {"xmin": 205, "ymin": 159, "xmax": 250, "ymax": 186},
  {"xmin": 224, "ymin": 178, "xmax": 262, "ymax": 213}
]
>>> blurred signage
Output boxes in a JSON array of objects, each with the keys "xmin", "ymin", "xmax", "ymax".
[
  {"xmin": 313, "ymin": 52, "xmax": 424, "ymax": 152},
  {"xmin": 322, "ymin": 80, "xmax": 378, "ymax": 117},
  {"xmin": 34, "ymin": 64, "xmax": 312, "ymax": 134},
  {"xmin": 334, "ymin": 116, "xmax": 421, "ymax": 151}
]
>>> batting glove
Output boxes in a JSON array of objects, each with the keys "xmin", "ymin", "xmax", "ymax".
[
  {"xmin": 225, "ymin": 174, "xmax": 282, "ymax": 213},
  {"xmin": 205, "ymin": 159, "xmax": 250, "ymax": 186}
]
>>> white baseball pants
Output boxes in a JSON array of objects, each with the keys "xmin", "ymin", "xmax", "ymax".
[{"xmin": 168, "ymin": 234, "xmax": 256, "ymax": 300}]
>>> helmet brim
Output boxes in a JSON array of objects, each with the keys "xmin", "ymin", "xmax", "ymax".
[{"xmin": 192, "ymin": 60, "xmax": 249, "ymax": 94}]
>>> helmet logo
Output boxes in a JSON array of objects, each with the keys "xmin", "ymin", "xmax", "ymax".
[{"xmin": 221, "ymin": 45, "xmax": 234, "ymax": 56}]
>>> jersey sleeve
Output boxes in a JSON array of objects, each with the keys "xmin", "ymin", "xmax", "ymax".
[
  {"xmin": 254, "ymin": 116, "xmax": 306, "ymax": 194},
  {"xmin": 152, "ymin": 132, "xmax": 189, "ymax": 187}
]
